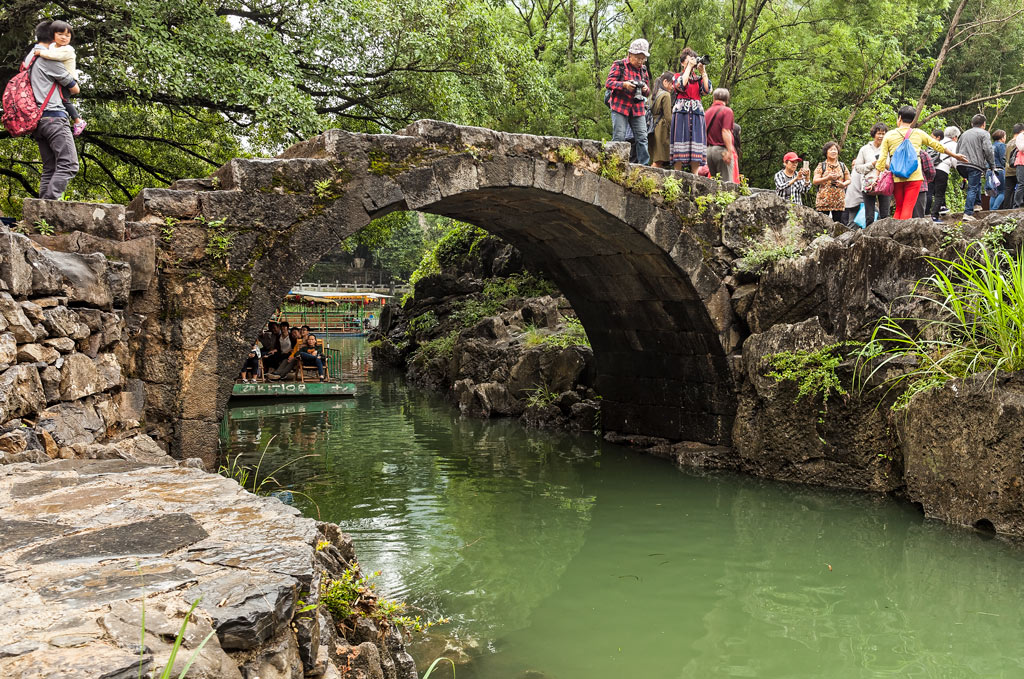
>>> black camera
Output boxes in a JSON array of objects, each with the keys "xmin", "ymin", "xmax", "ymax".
[
  {"xmin": 696, "ymin": 54, "xmax": 711, "ymax": 66},
  {"xmin": 629, "ymin": 80, "xmax": 646, "ymax": 102}
]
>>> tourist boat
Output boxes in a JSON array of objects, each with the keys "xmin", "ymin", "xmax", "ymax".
[
  {"xmin": 230, "ymin": 345, "xmax": 356, "ymax": 400},
  {"xmin": 272, "ymin": 290, "xmax": 391, "ymax": 337},
  {"xmin": 230, "ymin": 380, "xmax": 356, "ymax": 399}
]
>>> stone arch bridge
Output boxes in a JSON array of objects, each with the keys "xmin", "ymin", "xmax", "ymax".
[{"xmin": 76, "ymin": 121, "xmax": 836, "ymax": 461}]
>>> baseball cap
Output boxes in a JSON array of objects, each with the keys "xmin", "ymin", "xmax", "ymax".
[
  {"xmin": 628, "ymin": 39, "xmax": 650, "ymax": 57},
  {"xmin": 783, "ymin": 151, "xmax": 802, "ymax": 163}
]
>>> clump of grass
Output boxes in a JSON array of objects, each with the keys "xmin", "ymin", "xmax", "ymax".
[
  {"xmin": 322, "ymin": 564, "xmax": 447, "ymax": 635},
  {"xmin": 625, "ymin": 167, "xmax": 658, "ymax": 197},
  {"xmin": 525, "ymin": 383, "xmax": 558, "ymax": 408},
  {"xmin": 857, "ymin": 245, "xmax": 1024, "ymax": 410},
  {"xmin": 736, "ymin": 211, "xmax": 806, "ymax": 274},
  {"xmin": 597, "ymin": 150, "xmax": 625, "ymax": 183},
  {"xmin": 766, "ymin": 342, "xmax": 860, "ymax": 414},
  {"xmin": 661, "ymin": 176, "xmax": 682, "ymax": 204},
  {"xmin": 219, "ymin": 437, "xmax": 321, "ymax": 517},
  {"xmin": 556, "ymin": 145, "xmax": 582, "ymax": 165},
  {"xmin": 543, "ymin": 316, "xmax": 590, "ymax": 348}
]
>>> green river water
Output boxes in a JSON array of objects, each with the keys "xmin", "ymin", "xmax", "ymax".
[{"xmin": 220, "ymin": 339, "xmax": 1024, "ymax": 678}]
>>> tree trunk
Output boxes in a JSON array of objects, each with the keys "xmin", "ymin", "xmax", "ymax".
[{"xmin": 914, "ymin": 0, "xmax": 970, "ymax": 119}]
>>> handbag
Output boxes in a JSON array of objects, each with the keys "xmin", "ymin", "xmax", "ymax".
[{"xmin": 872, "ymin": 170, "xmax": 895, "ymax": 196}]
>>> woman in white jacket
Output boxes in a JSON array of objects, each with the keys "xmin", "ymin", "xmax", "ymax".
[{"xmin": 852, "ymin": 123, "xmax": 889, "ymax": 226}]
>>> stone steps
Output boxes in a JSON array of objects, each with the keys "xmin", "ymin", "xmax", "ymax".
[{"xmin": 22, "ymin": 199, "xmax": 126, "ymax": 241}]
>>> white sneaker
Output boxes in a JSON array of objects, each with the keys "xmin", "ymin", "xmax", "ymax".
[{"xmin": 962, "ymin": 215, "xmax": 976, "ymax": 222}]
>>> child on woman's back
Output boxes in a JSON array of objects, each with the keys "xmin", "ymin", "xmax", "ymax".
[{"xmin": 32, "ymin": 20, "xmax": 86, "ymax": 136}]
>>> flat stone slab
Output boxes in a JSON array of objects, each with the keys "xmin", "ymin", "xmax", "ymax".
[
  {"xmin": 0, "ymin": 518, "xmax": 73, "ymax": 552},
  {"xmin": 0, "ymin": 458, "xmax": 343, "ymax": 678},
  {"xmin": 18, "ymin": 513, "xmax": 208, "ymax": 564}
]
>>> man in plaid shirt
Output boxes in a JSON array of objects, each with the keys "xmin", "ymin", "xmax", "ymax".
[{"xmin": 605, "ymin": 39, "xmax": 652, "ymax": 165}]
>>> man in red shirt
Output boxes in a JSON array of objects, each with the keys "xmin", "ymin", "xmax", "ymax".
[
  {"xmin": 705, "ymin": 88, "xmax": 737, "ymax": 182},
  {"xmin": 605, "ymin": 39, "xmax": 652, "ymax": 165}
]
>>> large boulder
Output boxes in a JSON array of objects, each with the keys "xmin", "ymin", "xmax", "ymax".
[
  {"xmin": 900, "ymin": 374, "xmax": 1024, "ymax": 535},
  {"xmin": 37, "ymin": 400, "xmax": 105, "ymax": 446},
  {"xmin": 732, "ymin": 317, "xmax": 901, "ymax": 492}
]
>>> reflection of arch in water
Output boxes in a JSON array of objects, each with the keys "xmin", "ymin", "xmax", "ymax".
[{"xmin": 134, "ymin": 121, "xmax": 744, "ymax": 460}]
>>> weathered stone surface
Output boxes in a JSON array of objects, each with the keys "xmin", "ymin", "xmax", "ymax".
[
  {"xmin": 42, "ymin": 336, "xmax": 76, "ymax": 353},
  {"xmin": 28, "ymin": 250, "xmax": 115, "ymax": 309},
  {"xmin": 0, "ymin": 460, "xmax": 405, "ymax": 679},
  {"xmin": 0, "ymin": 334, "xmax": 15, "ymax": 365},
  {"xmin": 30, "ymin": 232, "xmax": 157, "ymax": 291},
  {"xmin": 196, "ymin": 571, "xmax": 298, "ymax": 650},
  {"xmin": 0, "ymin": 232, "xmax": 34, "ymax": 297},
  {"xmin": 22, "ymin": 198, "xmax": 127, "ymax": 240},
  {"xmin": 0, "ymin": 365, "xmax": 45, "ymax": 422},
  {"xmin": 18, "ymin": 513, "xmax": 208, "ymax": 564},
  {"xmin": 16, "ymin": 343, "xmax": 59, "ymax": 365},
  {"xmin": 0, "ymin": 293, "xmax": 37, "ymax": 342},
  {"xmin": 41, "ymin": 306, "xmax": 90, "ymax": 340},
  {"xmin": 37, "ymin": 401, "xmax": 105, "ymax": 446},
  {"xmin": 18, "ymin": 301, "xmax": 43, "ymax": 323},
  {"xmin": 59, "ymin": 353, "xmax": 103, "ymax": 401},
  {"xmin": 731, "ymin": 317, "xmax": 901, "ymax": 491},
  {"xmin": 900, "ymin": 374, "xmax": 1024, "ymax": 535}
]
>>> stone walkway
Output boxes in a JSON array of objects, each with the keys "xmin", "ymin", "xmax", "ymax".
[{"xmin": 0, "ymin": 457, "xmax": 415, "ymax": 678}]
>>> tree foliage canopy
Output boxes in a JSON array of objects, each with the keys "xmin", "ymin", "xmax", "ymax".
[{"xmin": 1, "ymin": 0, "xmax": 1023, "ymax": 215}]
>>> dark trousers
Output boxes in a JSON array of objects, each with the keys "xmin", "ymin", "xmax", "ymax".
[
  {"xmin": 1002, "ymin": 171, "xmax": 1017, "ymax": 210},
  {"xmin": 1015, "ymin": 166, "xmax": 1024, "ymax": 208},
  {"xmin": 842, "ymin": 205, "xmax": 859, "ymax": 225},
  {"xmin": 930, "ymin": 170, "xmax": 950, "ymax": 218},
  {"xmin": 925, "ymin": 180, "xmax": 935, "ymax": 215},
  {"xmin": 818, "ymin": 209, "xmax": 843, "ymax": 222},
  {"xmin": 913, "ymin": 190, "xmax": 927, "ymax": 218},
  {"xmin": 33, "ymin": 116, "xmax": 79, "ymax": 199},
  {"xmin": 864, "ymin": 193, "xmax": 891, "ymax": 226},
  {"xmin": 300, "ymin": 352, "xmax": 325, "ymax": 378}
]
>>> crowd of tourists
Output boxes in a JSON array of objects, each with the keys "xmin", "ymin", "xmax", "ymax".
[
  {"xmin": 240, "ymin": 321, "xmax": 329, "ymax": 383},
  {"xmin": 773, "ymin": 109, "xmax": 1024, "ymax": 223},
  {"xmin": 606, "ymin": 40, "xmax": 1024, "ymax": 223},
  {"xmin": 606, "ymin": 39, "xmax": 740, "ymax": 181}
]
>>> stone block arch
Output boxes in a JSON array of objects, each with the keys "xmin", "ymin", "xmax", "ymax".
[{"xmin": 128, "ymin": 121, "xmax": 751, "ymax": 462}]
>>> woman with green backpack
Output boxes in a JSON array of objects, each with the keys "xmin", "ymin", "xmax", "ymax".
[{"xmin": 875, "ymin": 106, "xmax": 967, "ymax": 220}]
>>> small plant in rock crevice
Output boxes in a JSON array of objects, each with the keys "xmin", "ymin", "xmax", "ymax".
[
  {"xmin": 314, "ymin": 178, "xmax": 337, "ymax": 201},
  {"xmin": 525, "ymin": 383, "xmax": 558, "ymax": 408},
  {"xmin": 736, "ymin": 209, "xmax": 806, "ymax": 274},
  {"xmin": 199, "ymin": 216, "xmax": 231, "ymax": 261},
  {"xmin": 33, "ymin": 218, "xmax": 54, "ymax": 235},
  {"xmin": 556, "ymin": 145, "xmax": 582, "ymax": 165},
  {"xmin": 161, "ymin": 217, "xmax": 177, "ymax": 243},
  {"xmin": 660, "ymin": 176, "xmax": 682, "ymax": 204},
  {"xmin": 321, "ymin": 564, "xmax": 447, "ymax": 636},
  {"xmin": 765, "ymin": 342, "xmax": 861, "ymax": 415}
]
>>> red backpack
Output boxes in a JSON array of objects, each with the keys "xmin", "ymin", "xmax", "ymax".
[{"xmin": 1, "ymin": 56, "xmax": 57, "ymax": 137}]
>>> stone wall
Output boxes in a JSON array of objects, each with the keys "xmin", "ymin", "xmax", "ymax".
[{"xmin": 0, "ymin": 210, "xmax": 146, "ymax": 464}]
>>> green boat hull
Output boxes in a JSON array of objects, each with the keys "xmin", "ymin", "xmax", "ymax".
[{"xmin": 230, "ymin": 381, "xmax": 356, "ymax": 399}]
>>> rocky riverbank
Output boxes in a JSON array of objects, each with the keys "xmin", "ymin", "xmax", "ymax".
[
  {"xmin": 0, "ymin": 456, "xmax": 417, "ymax": 679},
  {"xmin": 371, "ymin": 227, "xmax": 601, "ymax": 433}
]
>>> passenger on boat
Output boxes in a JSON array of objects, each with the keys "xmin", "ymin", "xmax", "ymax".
[
  {"xmin": 299, "ymin": 333, "xmax": 327, "ymax": 381},
  {"xmin": 260, "ymin": 322, "xmax": 284, "ymax": 371},
  {"xmin": 267, "ymin": 328, "xmax": 303, "ymax": 380},
  {"xmin": 240, "ymin": 343, "xmax": 261, "ymax": 383},
  {"xmin": 300, "ymin": 325, "xmax": 311, "ymax": 340}
]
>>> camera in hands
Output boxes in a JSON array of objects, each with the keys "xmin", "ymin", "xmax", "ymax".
[
  {"xmin": 629, "ymin": 80, "xmax": 646, "ymax": 102},
  {"xmin": 696, "ymin": 55, "xmax": 711, "ymax": 66}
]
